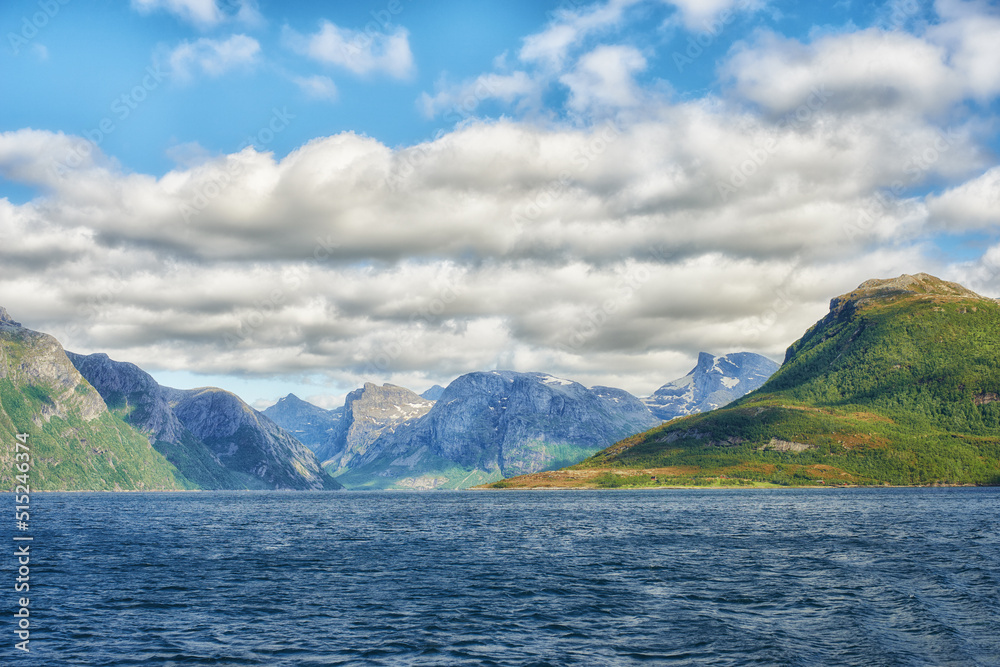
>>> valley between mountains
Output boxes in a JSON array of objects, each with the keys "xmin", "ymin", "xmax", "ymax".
[{"xmin": 3, "ymin": 273, "xmax": 1000, "ymax": 490}]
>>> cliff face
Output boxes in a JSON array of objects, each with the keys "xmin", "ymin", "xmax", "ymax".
[
  {"xmin": 0, "ymin": 314, "xmax": 183, "ymax": 491},
  {"xmin": 169, "ymin": 388, "xmax": 340, "ymax": 490},
  {"xmin": 316, "ymin": 383, "xmax": 434, "ymax": 471}
]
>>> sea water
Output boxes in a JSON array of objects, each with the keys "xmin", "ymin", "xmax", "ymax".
[{"xmin": 6, "ymin": 488, "xmax": 999, "ymax": 665}]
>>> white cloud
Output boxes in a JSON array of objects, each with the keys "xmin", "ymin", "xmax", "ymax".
[
  {"xmin": 283, "ymin": 21, "xmax": 414, "ymax": 79},
  {"xmin": 132, "ymin": 0, "xmax": 221, "ymax": 27},
  {"xmin": 418, "ymin": 72, "xmax": 538, "ymax": 119},
  {"xmin": 560, "ymin": 45, "xmax": 647, "ymax": 113},
  {"xmin": 927, "ymin": 0, "xmax": 1000, "ymax": 101},
  {"xmin": 293, "ymin": 74, "xmax": 338, "ymax": 102},
  {"xmin": 131, "ymin": 0, "xmax": 262, "ymax": 29},
  {"xmin": 926, "ymin": 166, "xmax": 1000, "ymax": 228},
  {"xmin": 4, "ymin": 2, "xmax": 1000, "ymax": 401},
  {"xmin": 519, "ymin": 0, "xmax": 641, "ymax": 70},
  {"xmin": 665, "ymin": 0, "xmax": 763, "ymax": 31},
  {"xmin": 724, "ymin": 29, "xmax": 961, "ymax": 115},
  {"xmin": 168, "ymin": 34, "xmax": 261, "ymax": 82}
]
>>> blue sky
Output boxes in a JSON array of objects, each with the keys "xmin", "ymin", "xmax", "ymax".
[{"xmin": 1, "ymin": 0, "xmax": 999, "ymax": 408}]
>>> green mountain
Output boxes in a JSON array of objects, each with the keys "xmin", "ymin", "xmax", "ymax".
[
  {"xmin": 0, "ymin": 308, "xmax": 185, "ymax": 491},
  {"xmin": 491, "ymin": 274, "xmax": 1000, "ymax": 488}
]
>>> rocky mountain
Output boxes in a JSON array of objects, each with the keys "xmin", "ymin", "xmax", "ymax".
[
  {"xmin": 262, "ymin": 393, "xmax": 342, "ymax": 452},
  {"xmin": 642, "ymin": 352, "xmax": 779, "ymax": 421},
  {"xmin": 0, "ymin": 312, "xmax": 183, "ymax": 491},
  {"xmin": 493, "ymin": 274, "xmax": 1000, "ymax": 488},
  {"xmin": 316, "ymin": 382, "xmax": 434, "ymax": 472},
  {"xmin": 69, "ymin": 352, "xmax": 340, "ymax": 490},
  {"xmin": 420, "ymin": 384, "xmax": 446, "ymax": 401},
  {"xmin": 166, "ymin": 387, "xmax": 340, "ymax": 490},
  {"xmin": 334, "ymin": 371, "xmax": 660, "ymax": 489}
]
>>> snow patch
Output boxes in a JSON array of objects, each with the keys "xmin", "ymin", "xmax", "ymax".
[
  {"xmin": 538, "ymin": 374, "xmax": 574, "ymax": 386},
  {"xmin": 720, "ymin": 377, "xmax": 740, "ymax": 389}
]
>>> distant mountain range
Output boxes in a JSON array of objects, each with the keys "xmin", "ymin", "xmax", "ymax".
[
  {"xmin": 264, "ymin": 356, "xmax": 777, "ymax": 489},
  {"xmin": 1, "ymin": 304, "xmax": 776, "ymax": 491},
  {"xmin": 493, "ymin": 274, "xmax": 1000, "ymax": 489}
]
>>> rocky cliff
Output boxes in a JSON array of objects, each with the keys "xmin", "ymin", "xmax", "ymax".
[{"xmin": 642, "ymin": 352, "xmax": 779, "ymax": 422}]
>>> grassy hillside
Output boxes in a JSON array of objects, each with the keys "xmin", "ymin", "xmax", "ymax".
[
  {"xmin": 490, "ymin": 275, "xmax": 1000, "ymax": 488},
  {"xmin": 0, "ymin": 327, "xmax": 186, "ymax": 490}
]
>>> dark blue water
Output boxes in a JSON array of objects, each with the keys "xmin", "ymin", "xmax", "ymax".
[{"xmin": 5, "ymin": 488, "xmax": 999, "ymax": 665}]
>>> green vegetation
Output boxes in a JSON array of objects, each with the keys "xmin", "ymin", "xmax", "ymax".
[
  {"xmin": 0, "ymin": 328, "xmax": 187, "ymax": 491},
  {"xmin": 0, "ymin": 378, "xmax": 187, "ymax": 491},
  {"xmin": 570, "ymin": 281, "xmax": 1000, "ymax": 488}
]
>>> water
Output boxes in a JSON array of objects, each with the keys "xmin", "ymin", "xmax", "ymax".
[{"xmin": 6, "ymin": 488, "xmax": 999, "ymax": 666}]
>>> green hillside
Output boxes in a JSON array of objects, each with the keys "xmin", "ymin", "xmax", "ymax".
[
  {"xmin": 0, "ymin": 324, "xmax": 186, "ymax": 491},
  {"xmin": 492, "ymin": 274, "xmax": 1000, "ymax": 488}
]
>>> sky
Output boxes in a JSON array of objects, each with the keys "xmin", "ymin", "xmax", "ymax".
[{"xmin": 1, "ymin": 0, "xmax": 999, "ymax": 410}]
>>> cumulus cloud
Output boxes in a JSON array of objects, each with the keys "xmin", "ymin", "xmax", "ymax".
[
  {"xmin": 560, "ymin": 45, "xmax": 647, "ymax": 112},
  {"xmin": 724, "ymin": 29, "xmax": 961, "ymax": 115},
  {"xmin": 520, "ymin": 0, "xmax": 641, "ymax": 70},
  {"xmin": 926, "ymin": 166, "xmax": 1000, "ymax": 228},
  {"xmin": 168, "ymin": 35, "xmax": 261, "ymax": 82},
  {"xmin": 4, "ymin": 0, "xmax": 1000, "ymax": 400},
  {"xmin": 283, "ymin": 21, "xmax": 414, "ymax": 79}
]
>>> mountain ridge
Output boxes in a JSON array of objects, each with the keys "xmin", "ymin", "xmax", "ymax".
[{"xmin": 488, "ymin": 274, "xmax": 1000, "ymax": 489}]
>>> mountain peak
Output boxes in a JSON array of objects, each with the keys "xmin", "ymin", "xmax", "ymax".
[
  {"xmin": 832, "ymin": 273, "xmax": 986, "ymax": 314},
  {"xmin": 0, "ymin": 307, "xmax": 22, "ymax": 327}
]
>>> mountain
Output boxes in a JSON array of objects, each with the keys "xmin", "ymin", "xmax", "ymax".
[
  {"xmin": 262, "ymin": 393, "xmax": 342, "ymax": 452},
  {"xmin": 0, "ymin": 312, "xmax": 184, "ymax": 491},
  {"xmin": 315, "ymin": 382, "xmax": 434, "ymax": 472},
  {"xmin": 166, "ymin": 387, "xmax": 340, "ymax": 490},
  {"xmin": 334, "ymin": 371, "xmax": 660, "ymax": 489},
  {"xmin": 420, "ymin": 384, "xmax": 446, "ymax": 401},
  {"xmin": 642, "ymin": 352, "xmax": 779, "ymax": 421},
  {"xmin": 69, "ymin": 352, "xmax": 340, "ymax": 490},
  {"xmin": 489, "ymin": 274, "xmax": 1000, "ymax": 488}
]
